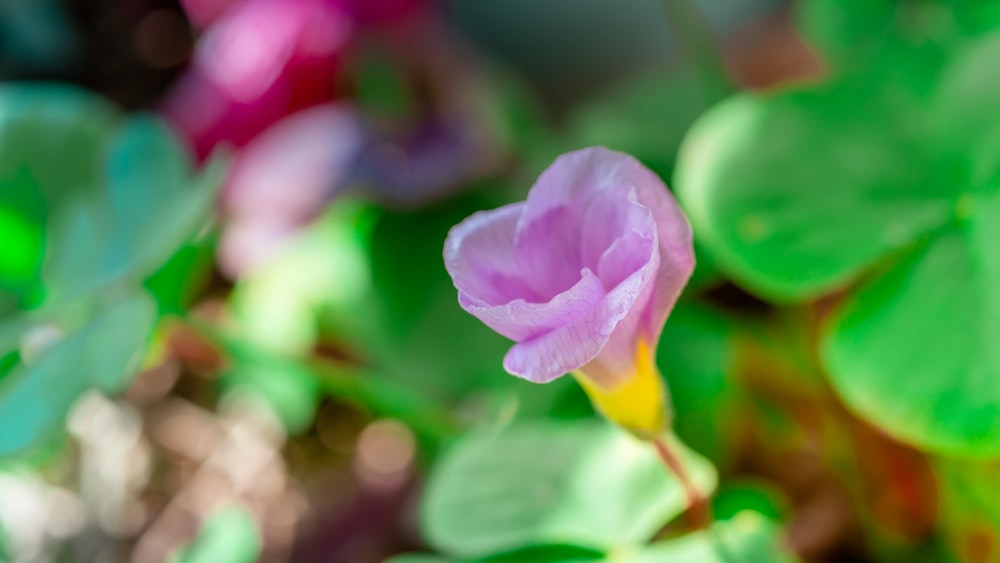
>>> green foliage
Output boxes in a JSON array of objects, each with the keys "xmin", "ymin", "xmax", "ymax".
[
  {"xmin": 0, "ymin": 84, "xmax": 223, "ymax": 306},
  {"xmin": 364, "ymin": 192, "xmax": 514, "ymax": 399},
  {"xmin": 656, "ymin": 304, "xmax": 736, "ymax": 464},
  {"xmin": 631, "ymin": 512, "xmax": 793, "ymax": 563},
  {"xmin": 392, "ymin": 511, "xmax": 791, "ymax": 563},
  {"xmin": 796, "ymin": 0, "xmax": 1000, "ymax": 68},
  {"xmin": 0, "ymin": 83, "xmax": 224, "ymax": 457},
  {"xmin": 0, "ymin": 291, "xmax": 154, "ymax": 455},
  {"xmin": 421, "ymin": 420, "xmax": 717, "ymax": 559},
  {"xmin": 170, "ymin": 506, "xmax": 261, "ymax": 563},
  {"xmin": 675, "ymin": 27, "xmax": 1000, "ymax": 455}
]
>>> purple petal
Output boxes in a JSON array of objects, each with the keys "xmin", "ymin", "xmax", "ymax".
[
  {"xmin": 462, "ymin": 268, "xmax": 605, "ymax": 343},
  {"xmin": 444, "ymin": 203, "xmax": 528, "ymax": 306},
  {"xmin": 503, "ymin": 263, "xmax": 653, "ymax": 383},
  {"xmin": 443, "ymin": 147, "xmax": 694, "ymax": 385}
]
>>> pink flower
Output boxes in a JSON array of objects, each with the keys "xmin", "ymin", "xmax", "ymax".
[
  {"xmin": 163, "ymin": 0, "xmax": 352, "ymax": 158},
  {"xmin": 444, "ymin": 148, "xmax": 694, "ymax": 390}
]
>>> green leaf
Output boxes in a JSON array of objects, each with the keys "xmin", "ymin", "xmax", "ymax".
[
  {"xmin": 631, "ymin": 512, "xmax": 794, "ymax": 563},
  {"xmin": 46, "ymin": 116, "xmax": 224, "ymax": 298},
  {"xmin": 365, "ymin": 195, "xmax": 511, "ymax": 399},
  {"xmin": 676, "ymin": 80, "xmax": 957, "ymax": 301},
  {"xmin": 0, "ymin": 290, "xmax": 155, "ymax": 455},
  {"xmin": 104, "ymin": 116, "xmax": 223, "ymax": 280},
  {"xmin": 422, "ymin": 420, "xmax": 716, "ymax": 558},
  {"xmin": 935, "ymin": 32, "xmax": 1000, "ymax": 187},
  {"xmin": 937, "ymin": 457, "xmax": 1000, "ymax": 562},
  {"xmin": 795, "ymin": 0, "xmax": 896, "ymax": 66},
  {"xmin": 656, "ymin": 305, "xmax": 735, "ymax": 464},
  {"xmin": 824, "ymin": 197, "xmax": 1000, "ymax": 456},
  {"xmin": 712, "ymin": 481, "xmax": 790, "ymax": 523},
  {"xmin": 0, "ymin": 84, "xmax": 115, "ymax": 306},
  {"xmin": 171, "ymin": 506, "xmax": 261, "ymax": 563},
  {"xmin": 0, "ymin": 83, "xmax": 118, "ymax": 200},
  {"xmin": 0, "ymin": 84, "xmax": 224, "ymax": 305},
  {"xmin": 478, "ymin": 545, "xmax": 605, "ymax": 563},
  {"xmin": 675, "ymin": 39, "xmax": 1000, "ymax": 455},
  {"xmin": 221, "ymin": 347, "xmax": 320, "ymax": 435},
  {"xmin": 796, "ymin": 0, "xmax": 1000, "ymax": 69}
]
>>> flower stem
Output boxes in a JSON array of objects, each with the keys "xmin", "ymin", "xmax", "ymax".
[
  {"xmin": 661, "ymin": 0, "xmax": 732, "ymax": 103},
  {"xmin": 652, "ymin": 435, "xmax": 711, "ymax": 530}
]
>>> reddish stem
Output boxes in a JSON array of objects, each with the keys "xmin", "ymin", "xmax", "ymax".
[{"xmin": 653, "ymin": 436, "xmax": 711, "ymax": 530}]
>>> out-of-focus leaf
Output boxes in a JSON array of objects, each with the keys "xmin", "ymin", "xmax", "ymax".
[
  {"xmin": 676, "ymin": 79, "xmax": 957, "ymax": 302},
  {"xmin": 478, "ymin": 545, "xmax": 605, "ymax": 563},
  {"xmin": 422, "ymin": 420, "xmax": 716, "ymax": 558},
  {"xmin": 937, "ymin": 458, "xmax": 1000, "ymax": 563},
  {"xmin": 796, "ymin": 0, "xmax": 1000, "ymax": 68},
  {"xmin": 824, "ymin": 209, "xmax": 1000, "ymax": 456},
  {"xmin": 674, "ymin": 40, "xmax": 1000, "ymax": 455},
  {"xmin": 105, "ymin": 116, "xmax": 223, "ymax": 279},
  {"xmin": 712, "ymin": 480, "xmax": 790, "ymax": 523},
  {"xmin": 0, "ymin": 290, "xmax": 155, "ymax": 455},
  {"xmin": 0, "ymin": 157, "xmax": 47, "ymax": 307},
  {"xmin": 794, "ymin": 0, "xmax": 895, "ymax": 66},
  {"xmin": 397, "ymin": 513, "xmax": 791, "ymax": 563},
  {"xmin": 46, "ymin": 117, "xmax": 225, "ymax": 298},
  {"xmin": 171, "ymin": 506, "xmax": 261, "ymax": 563},
  {"xmin": 656, "ymin": 304, "xmax": 735, "ymax": 464},
  {"xmin": 0, "ymin": 84, "xmax": 224, "ymax": 305},
  {"xmin": 366, "ymin": 192, "xmax": 512, "ymax": 399},
  {"xmin": 0, "ymin": 84, "xmax": 114, "ymax": 305},
  {"xmin": 934, "ymin": 31, "xmax": 1000, "ymax": 186},
  {"xmin": 631, "ymin": 512, "xmax": 794, "ymax": 563},
  {"xmin": 221, "ymin": 346, "xmax": 320, "ymax": 435},
  {"xmin": 231, "ymin": 202, "xmax": 377, "ymax": 357},
  {"xmin": 144, "ymin": 238, "xmax": 217, "ymax": 316}
]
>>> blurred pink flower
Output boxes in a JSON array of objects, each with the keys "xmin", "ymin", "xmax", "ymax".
[
  {"xmin": 163, "ymin": 0, "xmax": 352, "ymax": 158},
  {"xmin": 218, "ymin": 103, "xmax": 365, "ymax": 276},
  {"xmin": 444, "ymin": 148, "xmax": 694, "ymax": 386}
]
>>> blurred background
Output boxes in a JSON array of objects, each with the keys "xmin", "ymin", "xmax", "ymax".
[{"xmin": 3, "ymin": 0, "xmax": 1000, "ymax": 561}]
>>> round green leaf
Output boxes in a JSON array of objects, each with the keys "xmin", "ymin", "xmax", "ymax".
[
  {"xmin": 104, "ymin": 116, "xmax": 224, "ymax": 279},
  {"xmin": 0, "ymin": 84, "xmax": 225, "ymax": 304},
  {"xmin": 795, "ymin": 0, "xmax": 896, "ymax": 66},
  {"xmin": 632, "ymin": 512, "xmax": 794, "ymax": 563},
  {"xmin": 797, "ymin": 0, "xmax": 1000, "ymax": 68},
  {"xmin": 676, "ymin": 83, "xmax": 957, "ymax": 301},
  {"xmin": 935, "ymin": 32, "xmax": 1000, "ymax": 188},
  {"xmin": 0, "ymin": 83, "xmax": 118, "ymax": 200},
  {"xmin": 0, "ymin": 290, "xmax": 155, "ymax": 455},
  {"xmin": 824, "ymin": 195, "xmax": 1000, "ymax": 455},
  {"xmin": 422, "ymin": 421, "xmax": 716, "ymax": 558}
]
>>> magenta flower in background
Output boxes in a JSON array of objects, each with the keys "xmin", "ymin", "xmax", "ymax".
[
  {"xmin": 444, "ymin": 147, "xmax": 694, "ymax": 392},
  {"xmin": 218, "ymin": 103, "xmax": 366, "ymax": 276},
  {"xmin": 163, "ymin": 0, "xmax": 352, "ymax": 158}
]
